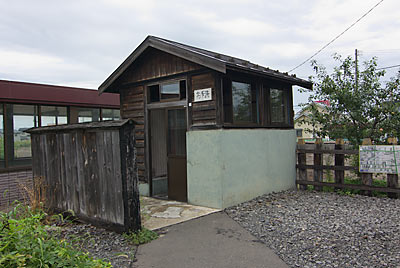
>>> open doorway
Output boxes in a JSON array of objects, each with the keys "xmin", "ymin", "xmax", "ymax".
[{"xmin": 149, "ymin": 108, "xmax": 187, "ymax": 202}]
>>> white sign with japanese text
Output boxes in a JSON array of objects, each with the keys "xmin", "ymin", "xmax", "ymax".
[
  {"xmin": 194, "ymin": 88, "xmax": 212, "ymax": 102},
  {"xmin": 359, "ymin": 145, "xmax": 400, "ymax": 174}
]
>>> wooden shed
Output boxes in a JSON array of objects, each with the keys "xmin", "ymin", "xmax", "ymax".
[{"xmin": 99, "ymin": 36, "xmax": 312, "ymax": 209}]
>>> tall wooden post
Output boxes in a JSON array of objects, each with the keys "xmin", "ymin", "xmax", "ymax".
[
  {"xmin": 297, "ymin": 138, "xmax": 307, "ymax": 190},
  {"xmin": 334, "ymin": 138, "xmax": 345, "ymax": 191},
  {"xmin": 387, "ymin": 137, "xmax": 399, "ymax": 198},
  {"xmin": 314, "ymin": 138, "xmax": 323, "ymax": 191},
  {"xmin": 361, "ymin": 138, "xmax": 373, "ymax": 196}
]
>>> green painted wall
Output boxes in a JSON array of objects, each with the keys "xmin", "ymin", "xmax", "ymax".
[
  {"xmin": 187, "ymin": 129, "xmax": 296, "ymax": 209},
  {"xmin": 139, "ymin": 182, "xmax": 149, "ymax": 196}
]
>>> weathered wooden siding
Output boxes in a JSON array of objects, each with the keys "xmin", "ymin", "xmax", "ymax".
[
  {"xmin": 190, "ymin": 72, "xmax": 218, "ymax": 127},
  {"xmin": 29, "ymin": 120, "xmax": 140, "ymax": 232},
  {"xmin": 118, "ymin": 48, "xmax": 202, "ymax": 85},
  {"xmin": 120, "ymin": 85, "xmax": 146, "ymax": 182}
]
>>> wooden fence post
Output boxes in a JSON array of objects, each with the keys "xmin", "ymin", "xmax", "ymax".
[
  {"xmin": 297, "ymin": 138, "xmax": 307, "ymax": 190},
  {"xmin": 314, "ymin": 138, "xmax": 323, "ymax": 191},
  {"xmin": 387, "ymin": 137, "xmax": 399, "ymax": 198},
  {"xmin": 361, "ymin": 138, "xmax": 373, "ymax": 196},
  {"xmin": 334, "ymin": 138, "xmax": 344, "ymax": 191}
]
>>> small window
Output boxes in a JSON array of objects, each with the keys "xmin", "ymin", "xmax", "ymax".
[
  {"xmin": 296, "ymin": 129, "xmax": 303, "ymax": 137},
  {"xmin": 77, "ymin": 107, "xmax": 100, "ymax": 123},
  {"xmin": 101, "ymin": 109, "xmax": 120, "ymax": 121},
  {"xmin": 40, "ymin": 106, "xmax": 67, "ymax": 126},
  {"xmin": 161, "ymin": 82, "xmax": 180, "ymax": 100},
  {"xmin": 179, "ymin": 80, "xmax": 186, "ymax": 100},
  {"xmin": 270, "ymin": 88, "xmax": 288, "ymax": 124},
  {"xmin": 148, "ymin": 80, "xmax": 186, "ymax": 103},
  {"xmin": 4, "ymin": 104, "xmax": 38, "ymax": 167},
  {"xmin": 149, "ymin": 85, "xmax": 160, "ymax": 102},
  {"xmin": 224, "ymin": 80, "xmax": 258, "ymax": 124}
]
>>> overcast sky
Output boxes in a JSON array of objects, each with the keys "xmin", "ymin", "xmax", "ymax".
[{"xmin": 1, "ymin": 0, "xmax": 399, "ymax": 110}]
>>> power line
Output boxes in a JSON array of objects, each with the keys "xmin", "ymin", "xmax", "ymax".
[
  {"xmin": 288, "ymin": 0, "xmax": 385, "ymax": 73},
  {"xmin": 376, "ymin": 64, "xmax": 400, "ymax": 70}
]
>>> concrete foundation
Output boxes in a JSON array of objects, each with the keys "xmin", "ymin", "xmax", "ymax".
[
  {"xmin": 139, "ymin": 182, "xmax": 150, "ymax": 196},
  {"xmin": 187, "ymin": 129, "xmax": 297, "ymax": 209}
]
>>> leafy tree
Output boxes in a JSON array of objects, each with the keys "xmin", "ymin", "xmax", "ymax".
[{"xmin": 302, "ymin": 54, "xmax": 400, "ymax": 146}]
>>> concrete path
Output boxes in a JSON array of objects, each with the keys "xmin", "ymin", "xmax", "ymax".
[
  {"xmin": 141, "ymin": 197, "xmax": 220, "ymax": 230},
  {"xmin": 135, "ymin": 212, "xmax": 288, "ymax": 268}
]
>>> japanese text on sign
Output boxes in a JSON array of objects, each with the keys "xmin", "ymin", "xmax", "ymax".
[
  {"xmin": 194, "ymin": 88, "xmax": 212, "ymax": 102},
  {"xmin": 359, "ymin": 145, "xmax": 400, "ymax": 174}
]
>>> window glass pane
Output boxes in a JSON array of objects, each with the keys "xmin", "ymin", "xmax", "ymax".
[
  {"xmin": 41, "ymin": 106, "xmax": 67, "ymax": 126},
  {"xmin": 223, "ymin": 78, "xmax": 233, "ymax": 123},
  {"xmin": 168, "ymin": 109, "xmax": 186, "ymax": 155},
  {"xmin": 5, "ymin": 104, "xmax": 38, "ymax": 166},
  {"xmin": 0, "ymin": 105, "xmax": 4, "ymax": 168},
  {"xmin": 77, "ymin": 108, "xmax": 100, "ymax": 123},
  {"xmin": 102, "ymin": 109, "xmax": 120, "ymax": 121},
  {"xmin": 232, "ymin": 81, "xmax": 252, "ymax": 122},
  {"xmin": 161, "ymin": 82, "xmax": 179, "ymax": 100},
  {"xmin": 149, "ymin": 85, "xmax": 160, "ymax": 103},
  {"xmin": 270, "ymin": 88, "xmax": 287, "ymax": 123},
  {"xmin": 179, "ymin": 80, "xmax": 186, "ymax": 99}
]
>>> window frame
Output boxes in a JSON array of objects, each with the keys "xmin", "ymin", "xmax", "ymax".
[
  {"xmin": 147, "ymin": 79, "xmax": 187, "ymax": 103},
  {"xmin": 40, "ymin": 105, "xmax": 68, "ymax": 126},
  {"xmin": 222, "ymin": 71, "xmax": 294, "ymax": 128},
  {"xmin": 3, "ymin": 103, "xmax": 39, "ymax": 168},
  {"xmin": 223, "ymin": 77, "xmax": 260, "ymax": 126},
  {"xmin": 265, "ymin": 83, "xmax": 293, "ymax": 127},
  {"xmin": 0, "ymin": 103, "xmax": 121, "ymax": 172}
]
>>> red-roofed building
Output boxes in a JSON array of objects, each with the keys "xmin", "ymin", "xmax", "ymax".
[{"xmin": 0, "ymin": 80, "xmax": 120, "ymax": 207}]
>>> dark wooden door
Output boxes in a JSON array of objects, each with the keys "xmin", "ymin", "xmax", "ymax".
[{"xmin": 167, "ymin": 109, "xmax": 187, "ymax": 202}]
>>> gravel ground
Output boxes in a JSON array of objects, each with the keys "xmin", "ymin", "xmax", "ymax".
[
  {"xmin": 226, "ymin": 190, "xmax": 400, "ymax": 268},
  {"xmin": 51, "ymin": 223, "xmax": 138, "ymax": 268}
]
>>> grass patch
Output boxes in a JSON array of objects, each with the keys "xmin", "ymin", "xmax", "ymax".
[
  {"xmin": 305, "ymin": 177, "xmax": 388, "ymax": 197},
  {"xmin": 123, "ymin": 228, "xmax": 158, "ymax": 245},
  {"xmin": 0, "ymin": 204, "xmax": 111, "ymax": 267}
]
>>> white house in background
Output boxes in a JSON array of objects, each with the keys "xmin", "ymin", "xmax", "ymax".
[{"xmin": 295, "ymin": 101, "xmax": 329, "ymax": 139}]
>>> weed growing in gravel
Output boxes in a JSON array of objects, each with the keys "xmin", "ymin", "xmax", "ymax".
[
  {"xmin": 307, "ymin": 177, "xmax": 389, "ymax": 197},
  {"xmin": 123, "ymin": 228, "xmax": 158, "ymax": 245},
  {"xmin": 0, "ymin": 203, "xmax": 111, "ymax": 267}
]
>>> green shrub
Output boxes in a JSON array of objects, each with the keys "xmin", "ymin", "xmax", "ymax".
[
  {"xmin": 123, "ymin": 228, "xmax": 158, "ymax": 245},
  {"xmin": 0, "ymin": 204, "xmax": 111, "ymax": 268}
]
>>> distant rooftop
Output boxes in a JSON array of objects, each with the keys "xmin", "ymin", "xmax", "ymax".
[{"xmin": 0, "ymin": 79, "xmax": 119, "ymax": 108}]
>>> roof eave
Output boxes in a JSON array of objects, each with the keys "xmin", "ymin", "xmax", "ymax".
[{"xmin": 226, "ymin": 65, "xmax": 313, "ymax": 89}]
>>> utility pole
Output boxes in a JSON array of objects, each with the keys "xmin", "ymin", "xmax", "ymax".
[{"xmin": 355, "ymin": 49, "xmax": 358, "ymax": 91}]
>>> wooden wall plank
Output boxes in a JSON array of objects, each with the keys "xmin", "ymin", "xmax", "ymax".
[
  {"xmin": 191, "ymin": 72, "xmax": 217, "ymax": 127},
  {"xmin": 111, "ymin": 130, "xmax": 124, "ymax": 224},
  {"xmin": 120, "ymin": 85, "xmax": 147, "ymax": 183},
  {"xmin": 75, "ymin": 131, "xmax": 87, "ymax": 215},
  {"xmin": 118, "ymin": 48, "xmax": 201, "ymax": 84}
]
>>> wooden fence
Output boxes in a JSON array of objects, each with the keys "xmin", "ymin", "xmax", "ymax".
[
  {"xmin": 27, "ymin": 119, "xmax": 140, "ymax": 232},
  {"xmin": 296, "ymin": 138, "xmax": 400, "ymax": 198}
]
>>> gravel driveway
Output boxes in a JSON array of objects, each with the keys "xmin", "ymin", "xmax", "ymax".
[{"xmin": 226, "ymin": 190, "xmax": 400, "ymax": 268}]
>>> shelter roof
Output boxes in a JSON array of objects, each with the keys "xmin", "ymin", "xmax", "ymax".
[{"xmin": 99, "ymin": 36, "xmax": 312, "ymax": 93}]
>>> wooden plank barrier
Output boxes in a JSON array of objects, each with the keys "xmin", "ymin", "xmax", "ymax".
[
  {"xmin": 297, "ymin": 138, "xmax": 307, "ymax": 190},
  {"xmin": 27, "ymin": 120, "xmax": 141, "ymax": 232},
  {"xmin": 296, "ymin": 138, "xmax": 400, "ymax": 198}
]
